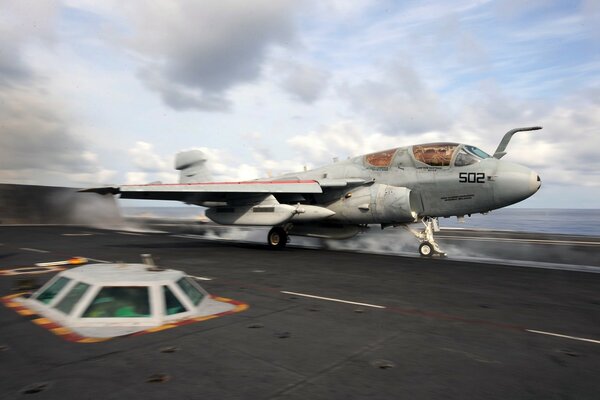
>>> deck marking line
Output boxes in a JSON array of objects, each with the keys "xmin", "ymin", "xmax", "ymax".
[
  {"xmin": 171, "ymin": 234, "xmax": 206, "ymax": 240},
  {"xmin": 281, "ymin": 291, "xmax": 386, "ymax": 309},
  {"xmin": 437, "ymin": 235, "xmax": 600, "ymax": 246},
  {"xmin": 526, "ymin": 329, "xmax": 600, "ymax": 344},
  {"xmin": 84, "ymin": 257, "xmax": 112, "ymax": 263},
  {"xmin": 19, "ymin": 248, "xmax": 49, "ymax": 253},
  {"xmin": 187, "ymin": 275, "xmax": 213, "ymax": 281},
  {"xmin": 35, "ymin": 257, "xmax": 88, "ymax": 267},
  {"xmin": 117, "ymin": 231, "xmax": 146, "ymax": 236}
]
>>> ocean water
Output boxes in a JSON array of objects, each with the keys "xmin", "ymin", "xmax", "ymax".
[
  {"xmin": 121, "ymin": 207, "xmax": 600, "ymax": 236},
  {"xmin": 441, "ymin": 208, "xmax": 600, "ymax": 236}
]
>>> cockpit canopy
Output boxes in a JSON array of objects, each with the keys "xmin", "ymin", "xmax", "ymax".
[
  {"xmin": 412, "ymin": 143, "xmax": 490, "ymax": 167},
  {"xmin": 454, "ymin": 145, "xmax": 491, "ymax": 166}
]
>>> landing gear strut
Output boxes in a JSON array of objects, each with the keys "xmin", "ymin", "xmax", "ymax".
[
  {"xmin": 407, "ymin": 217, "xmax": 446, "ymax": 257},
  {"xmin": 267, "ymin": 227, "xmax": 288, "ymax": 249}
]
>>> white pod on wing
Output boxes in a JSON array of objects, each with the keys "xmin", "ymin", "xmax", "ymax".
[
  {"xmin": 290, "ymin": 205, "xmax": 336, "ymax": 222},
  {"xmin": 205, "ymin": 204, "xmax": 297, "ymax": 226},
  {"xmin": 206, "ymin": 203, "xmax": 335, "ymax": 226}
]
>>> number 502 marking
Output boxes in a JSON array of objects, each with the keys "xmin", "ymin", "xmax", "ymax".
[{"xmin": 459, "ymin": 172, "xmax": 485, "ymax": 183}]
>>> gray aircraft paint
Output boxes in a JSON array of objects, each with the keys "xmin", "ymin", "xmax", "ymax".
[
  {"xmin": 277, "ymin": 143, "xmax": 538, "ymax": 219},
  {"xmin": 81, "ymin": 127, "xmax": 541, "ymax": 254}
]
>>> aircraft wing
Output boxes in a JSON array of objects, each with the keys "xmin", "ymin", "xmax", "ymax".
[{"xmin": 79, "ymin": 180, "xmax": 324, "ymax": 204}]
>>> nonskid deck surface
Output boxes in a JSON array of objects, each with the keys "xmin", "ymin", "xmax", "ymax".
[
  {"xmin": 139, "ymin": 220, "xmax": 600, "ymax": 268},
  {"xmin": 0, "ymin": 226, "xmax": 599, "ymax": 399}
]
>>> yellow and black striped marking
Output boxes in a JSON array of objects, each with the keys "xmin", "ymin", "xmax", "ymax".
[
  {"xmin": 1, "ymin": 293, "xmax": 248, "ymax": 343},
  {"xmin": 0, "ymin": 257, "xmax": 88, "ymax": 276}
]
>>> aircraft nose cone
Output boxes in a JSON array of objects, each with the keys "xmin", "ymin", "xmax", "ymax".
[
  {"xmin": 493, "ymin": 162, "xmax": 540, "ymax": 207},
  {"xmin": 531, "ymin": 171, "xmax": 541, "ymax": 193}
]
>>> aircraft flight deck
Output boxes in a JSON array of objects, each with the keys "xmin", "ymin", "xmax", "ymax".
[{"xmin": 0, "ymin": 225, "xmax": 598, "ymax": 399}]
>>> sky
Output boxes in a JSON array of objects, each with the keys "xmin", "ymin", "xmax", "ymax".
[{"xmin": 0, "ymin": 0, "xmax": 599, "ymax": 208}]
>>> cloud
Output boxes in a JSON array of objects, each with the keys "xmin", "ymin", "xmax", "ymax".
[
  {"xmin": 125, "ymin": 142, "xmax": 177, "ymax": 184},
  {"xmin": 315, "ymin": 0, "xmax": 378, "ymax": 18},
  {"xmin": 124, "ymin": 143, "xmax": 265, "ymax": 184},
  {"xmin": 283, "ymin": 82, "xmax": 600, "ymax": 192},
  {"xmin": 339, "ymin": 61, "xmax": 450, "ymax": 134},
  {"xmin": 190, "ymin": 147, "xmax": 262, "ymax": 182},
  {"xmin": 524, "ymin": 101, "xmax": 600, "ymax": 188},
  {"xmin": 0, "ymin": 42, "xmax": 31, "ymax": 85},
  {"xmin": 118, "ymin": 0, "xmax": 299, "ymax": 111},
  {"xmin": 0, "ymin": 85, "xmax": 115, "ymax": 186},
  {"xmin": 447, "ymin": 87, "xmax": 600, "ymax": 189},
  {"xmin": 129, "ymin": 141, "xmax": 170, "ymax": 173},
  {"xmin": 278, "ymin": 62, "xmax": 330, "ymax": 103},
  {"xmin": 0, "ymin": 1, "xmax": 113, "ymax": 187},
  {"xmin": 581, "ymin": 0, "xmax": 600, "ymax": 39},
  {"xmin": 493, "ymin": 0, "xmax": 561, "ymax": 19},
  {"xmin": 288, "ymin": 121, "xmax": 402, "ymax": 166},
  {"xmin": 137, "ymin": 67, "xmax": 232, "ymax": 112},
  {"xmin": 0, "ymin": 1, "xmax": 58, "ymax": 84},
  {"xmin": 124, "ymin": 171, "xmax": 179, "ymax": 186},
  {"xmin": 1, "ymin": 0, "xmax": 596, "ymax": 210}
]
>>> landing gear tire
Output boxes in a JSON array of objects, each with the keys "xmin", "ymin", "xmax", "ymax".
[
  {"xmin": 419, "ymin": 242, "xmax": 434, "ymax": 257},
  {"xmin": 405, "ymin": 217, "xmax": 447, "ymax": 256},
  {"xmin": 267, "ymin": 227, "xmax": 288, "ymax": 249}
]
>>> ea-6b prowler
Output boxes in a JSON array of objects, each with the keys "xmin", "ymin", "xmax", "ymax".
[{"xmin": 82, "ymin": 127, "xmax": 542, "ymax": 256}]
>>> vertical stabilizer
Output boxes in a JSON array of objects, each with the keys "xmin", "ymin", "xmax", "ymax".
[{"xmin": 175, "ymin": 150, "xmax": 211, "ymax": 183}]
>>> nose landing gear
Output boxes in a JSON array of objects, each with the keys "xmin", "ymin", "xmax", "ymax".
[
  {"xmin": 418, "ymin": 241, "xmax": 434, "ymax": 256},
  {"xmin": 407, "ymin": 217, "xmax": 446, "ymax": 257}
]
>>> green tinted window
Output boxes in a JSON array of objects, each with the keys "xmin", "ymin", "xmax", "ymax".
[
  {"xmin": 164, "ymin": 286, "xmax": 187, "ymax": 315},
  {"xmin": 176, "ymin": 277, "xmax": 204, "ymax": 306},
  {"xmin": 82, "ymin": 286, "xmax": 150, "ymax": 318},
  {"xmin": 55, "ymin": 282, "xmax": 90, "ymax": 315},
  {"xmin": 35, "ymin": 277, "xmax": 71, "ymax": 304}
]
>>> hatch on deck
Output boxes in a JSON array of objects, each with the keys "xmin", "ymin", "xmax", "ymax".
[{"xmin": 18, "ymin": 263, "xmax": 240, "ymax": 338}]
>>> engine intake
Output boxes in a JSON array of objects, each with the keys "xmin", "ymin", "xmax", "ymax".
[{"xmin": 328, "ymin": 184, "xmax": 417, "ymax": 224}]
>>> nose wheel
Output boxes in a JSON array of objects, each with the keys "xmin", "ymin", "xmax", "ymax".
[
  {"xmin": 406, "ymin": 217, "xmax": 446, "ymax": 257},
  {"xmin": 418, "ymin": 242, "xmax": 434, "ymax": 256}
]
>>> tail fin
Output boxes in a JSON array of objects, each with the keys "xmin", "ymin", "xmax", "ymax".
[{"xmin": 175, "ymin": 150, "xmax": 211, "ymax": 183}]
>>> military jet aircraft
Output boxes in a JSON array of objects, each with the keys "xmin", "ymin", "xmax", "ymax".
[{"xmin": 82, "ymin": 127, "xmax": 542, "ymax": 256}]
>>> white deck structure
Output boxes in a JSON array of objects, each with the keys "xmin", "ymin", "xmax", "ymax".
[{"xmin": 20, "ymin": 263, "xmax": 235, "ymax": 338}]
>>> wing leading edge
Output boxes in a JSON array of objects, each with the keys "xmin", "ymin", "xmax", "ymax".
[{"xmin": 79, "ymin": 180, "xmax": 324, "ymax": 204}]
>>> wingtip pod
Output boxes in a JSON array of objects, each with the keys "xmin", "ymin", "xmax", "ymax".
[{"xmin": 493, "ymin": 126, "xmax": 543, "ymax": 159}]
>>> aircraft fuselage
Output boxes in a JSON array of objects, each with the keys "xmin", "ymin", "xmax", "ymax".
[
  {"xmin": 277, "ymin": 142, "xmax": 540, "ymax": 222},
  {"xmin": 81, "ymin": 127, "xmax": 542, "ymax": 254}
]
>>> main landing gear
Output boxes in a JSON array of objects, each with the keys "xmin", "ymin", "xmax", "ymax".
[
  {"xmin": 267, "ymin": 226, "xmax": 288, "ymax": 249},
  {"xmin": 407, "ymin": 217, "xmax": 446, "ymax": 257}
]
